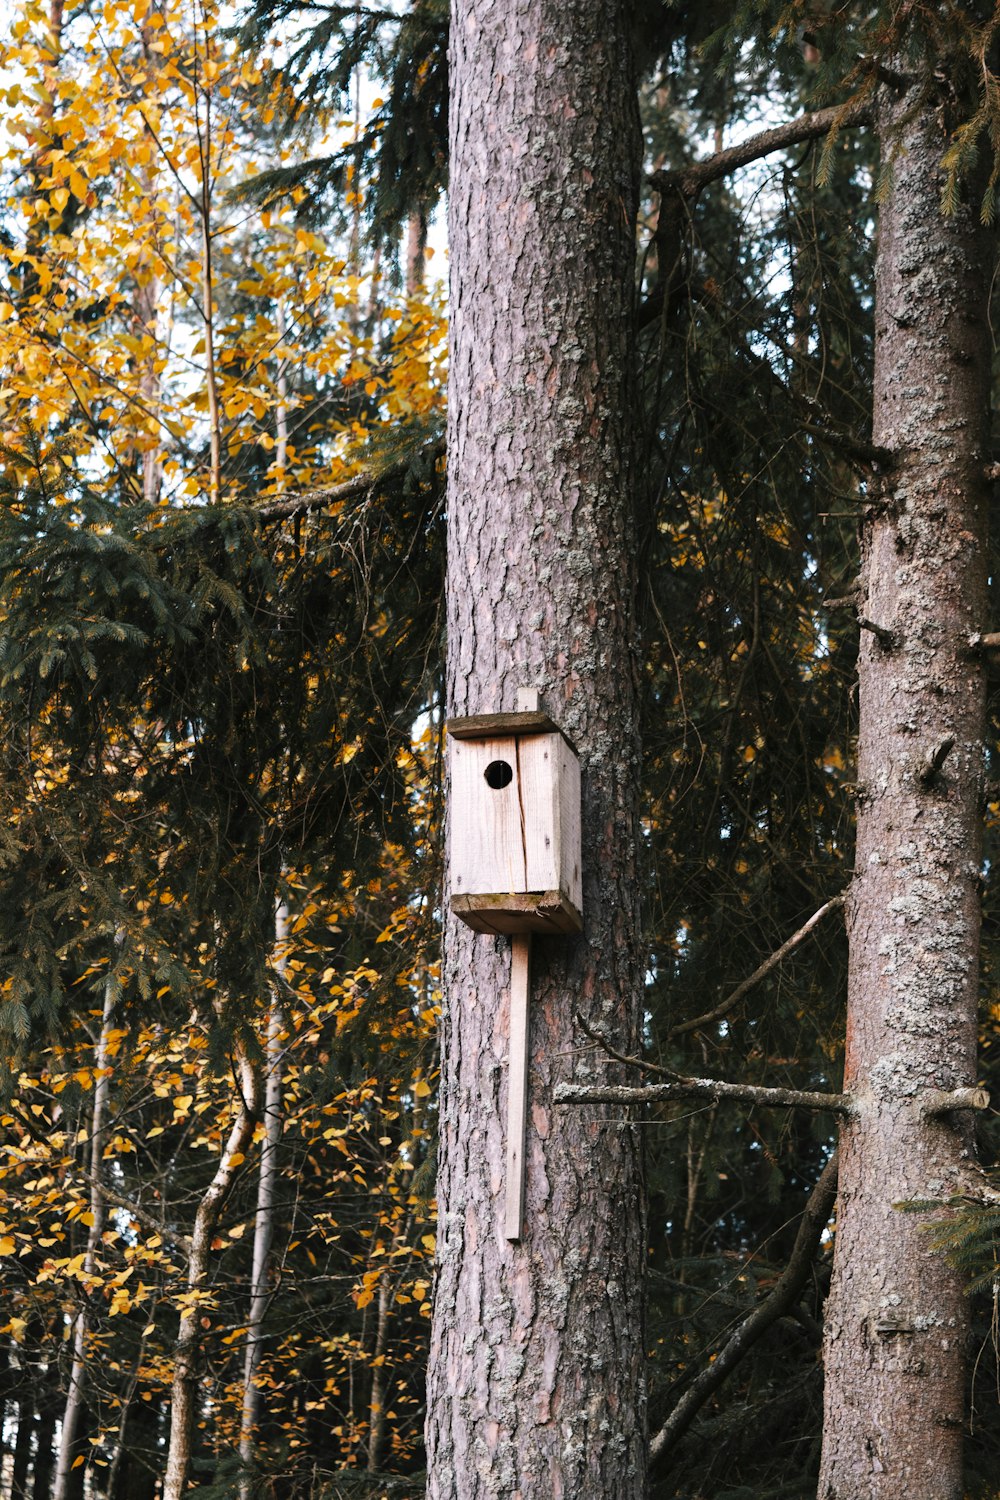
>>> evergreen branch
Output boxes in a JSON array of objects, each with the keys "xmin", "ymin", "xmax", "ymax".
[
  {"xmin": 649, "ymin": 1151, "xmax": 839, "ymax": 1465},
  {"xmin": 640, "ymin": 275, "xmax": 888, "ymax": 473},
  {"xmin": 665, "ymin": 892, "xmax": 846, "ymax": 1041},
  {"xmin": 554, "ymin": 1079, "xmax": 850, "ymax": 1114},
  {"xmin": 650, "ymin": 100, "xmax": 873, "ymax": 200}
]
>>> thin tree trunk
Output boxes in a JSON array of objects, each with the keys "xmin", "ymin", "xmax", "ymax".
[
  {"xmin": 365, "ymin": 1276, "xmax": 392, "ymax": 1474},
  {"xmin": 29, "ymin": 1366, "xmax": 58, "ymax": 1500},
  {"xmin": 237, "ymin": 905, "xmax": 287, "ymax": 1500},
  {"xmin": 10, "ymin": 1383, "xmax": 35, "ymax": 1500},
  {"xmin": 427, "ymin": 2, "xmax": 646, "ymax": 1495},
  {"xmin": 274, "ymin": 300, "xmax": 288, "ymax": 491},
  {"xmin": 51, "ymin": 982, "xmax": 116, "ymax": 1500},
  {"xmin": 818, "ymin": 79, "xmax": 994, "ymax": 1499},
  {"xmin": 136, "ymin": 21, "xmax": 163, "ymax": 506},
  {"xmin": 404, "ymin": 210, "xmax": 426, "ymax": 297},
  {"xmin": 365, "ymin": 1207, "xmax": 413, "ymax": 1474},
  {"xmin": 162, "ymin": 1053, "xmax": 258, "ymax": 1500}
]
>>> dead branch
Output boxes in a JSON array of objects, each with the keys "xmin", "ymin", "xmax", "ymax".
[
  {"xmin": 650, "ymin": 100, "xmax": 873, "ymax": 201},
  {"xmin": 921, "ymin": 1086, "xmax": 989, "ymax": 1117},
  {"xmin": 554, "ymin": 1079, "xmax": 850, "ymax": 1114},
  {"xmin": 666, "ymin": 893, "xmax": 846, "ymax": 1041},
  {"xmin": 857, "ymin": 615, "xmax": 896, "ymax": 648},
  {"xmin": 918, "ymin": 736, "xmax": 955, "ymax": 787},
  {"xmin": 799, "ymin": 420, "xmax": 892, "ymax": 469},
  {"xmin": 650, "ymin": 1151, "xmax": 839, "ymax": 1464}
]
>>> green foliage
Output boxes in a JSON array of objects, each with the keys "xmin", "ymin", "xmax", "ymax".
[{"xmin": 233, "ymin": 0, "xmax": 448, "ymax": 255}]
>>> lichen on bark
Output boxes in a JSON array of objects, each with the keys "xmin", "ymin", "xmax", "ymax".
[{"xmin": 818, "ymin": 76, "xmax": 995, "ymax": 1500}]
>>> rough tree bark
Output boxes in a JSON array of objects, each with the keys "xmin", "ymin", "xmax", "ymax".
[
  {"xmin": 426, "ymin": 2, "xmax": 646, "ymax": 1495},
  {"xmin": 818, "ymin": 77, "xmax": 995, "ymax": 1499}
]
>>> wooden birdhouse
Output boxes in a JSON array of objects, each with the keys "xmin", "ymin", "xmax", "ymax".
[{"xmin": 447, "ymin": 690, "xmax": 582, "ymax": 936}]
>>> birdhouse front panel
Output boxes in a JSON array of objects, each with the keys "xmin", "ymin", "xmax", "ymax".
[
  {"xmin": 448, "ymin": 719, "xmax": 583, "ymax": 936},
  {"xmin": 450, "ymin": 735, "xmax": 527, "ymax": 897}
]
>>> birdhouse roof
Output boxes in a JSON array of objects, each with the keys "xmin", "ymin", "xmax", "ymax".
[{"xmin": 445, "ymin": 710, "xmax": 577, "ymax": 752}]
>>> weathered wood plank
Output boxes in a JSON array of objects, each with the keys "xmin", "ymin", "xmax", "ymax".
[
  {"xmin": 451, "ymin": 892, "xmax": 583, "ymax": 935},
  {"xmin": 450, "ymin": 736, "xmax": 525, "ymax": 899},
  {"xmin": 446, "ymin": 711, "xmax": 577, "ymax": 750},
  {"xmin": 505, "ymin": 934, "xmax": 531, "ymax": 1241}
]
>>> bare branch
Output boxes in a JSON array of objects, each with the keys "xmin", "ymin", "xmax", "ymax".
[
  {"xmin": 921, "ymin": 1086, "xmax": 989, "ymax": 1117},
  {"xmin": 665, "ymin": 893, "xmax": 846, "ymax": 1041},
  {"xmin": 554, "ymin": 1079, "xmax": 850, "ymax": 1114},
  {"xmin": 857, "ymin": 615, "xmax": 896, "ymax": 648},
  {"xmin": 650, "ymin": 100, "xmax": 873, "ymax": 201},
  {"xmin": 918, "ymin": 736, "xmax": 955, "ymax": 787},
  {"xmin": 650, "ymin": 1152, "xmax": 839, "ymax": 1464},
  {"xmin": 254, "ymin": 439, "xmax": 444, "ymax": 521},
  {"xmin": 799, "ymin": 420, "xmax": 892, "ymax": 470},
  {"xmin": 574, "ymin": 1010, "xmax": 679, "ymax": 1077}
]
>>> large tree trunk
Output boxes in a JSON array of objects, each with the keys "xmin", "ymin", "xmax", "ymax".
[
  {"xmin": 818, "ymin": 80, "xmax": 994, "ymax": 1499},
  {"xmin": 426, "ymin": 2, "xmax": 646, "ymax": 1495}
]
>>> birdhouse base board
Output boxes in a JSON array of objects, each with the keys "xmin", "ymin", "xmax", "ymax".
[{"xmin": 451, "ymin": 891, "xmax": 583, "ymax": 936}]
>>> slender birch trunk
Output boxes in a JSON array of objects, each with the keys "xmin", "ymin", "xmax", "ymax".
[
  {"xmin": 818, "ymin": 77, "xmax": 995, "ymax": 1499},
  {"xmin": 274, "ymin": 301, "xmax": 289, "ymax": 491},
  {"xmin": 237, "ymin": 905, "xmax": 288, "ymax": 1499},
  {"xmin": 162, "ymin": 1052, "xmax": 258, "ymax": 1500},
  {"xmin": 51, "ymin": 982, "xmax": 116, "ymax": 1500},
  {"xmin": 427, "ymin": 2, "xmax": 646, "ymax": 1494},
  {"xmin": 365, "ymin": 1275, "xmax": 392, "ymax": 1474}
]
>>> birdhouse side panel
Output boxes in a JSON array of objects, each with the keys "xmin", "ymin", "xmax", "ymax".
[
  {"xmin": 517, "ymin": 733, "xmax": 562, "ymax": 894},
  {"xmin": 449, "ymin": 735, "xmax": 527, "ymax": 900},
  {"xmin": 556, "ymin": 737, "xmax": 582, "ymax": 913}
]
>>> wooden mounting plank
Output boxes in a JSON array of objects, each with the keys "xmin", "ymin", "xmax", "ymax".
[{"xmin": 505, "ymin": 934, "xmax": 531, "ymax": 1241}]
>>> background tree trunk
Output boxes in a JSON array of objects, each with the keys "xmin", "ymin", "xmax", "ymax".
[
  {"xmin": 426, "ymin": 2, "xmax": 646, "ymax": 1495},
  {"xmin": 238, "ymin": 904, "xmax": 287, "ymax": 1500},
  {"xmin": 818, "ymin": 79, "xmax": 994, "ymax": 1499},
  {"xmin": 52, "ymin": 982, "xmax": 115, "ymax": 1500},
  {"xmin": 162, "ymin": 1052, "xmax": 258, "ymax": 1500}
]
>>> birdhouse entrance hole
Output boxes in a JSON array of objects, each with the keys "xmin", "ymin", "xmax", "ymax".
[{"xmin": 485, "ymin": 760, "xmax": 514, "ymax": 789}]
